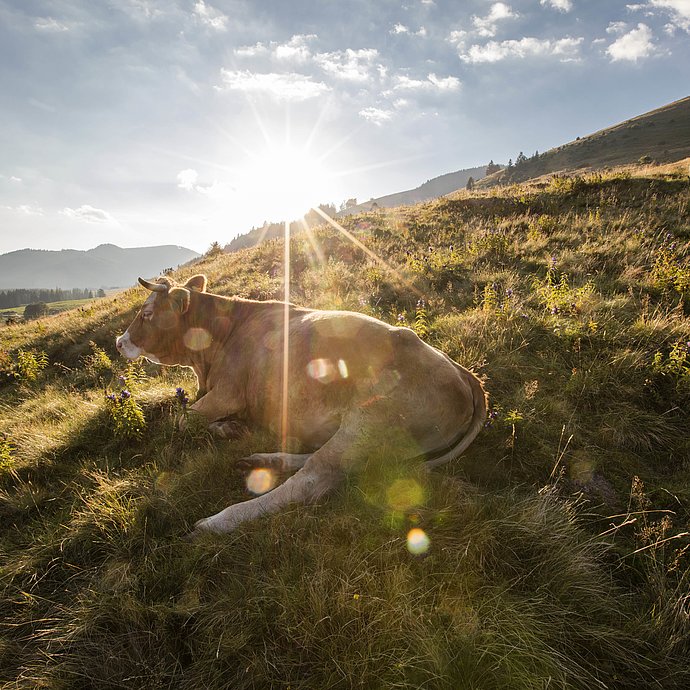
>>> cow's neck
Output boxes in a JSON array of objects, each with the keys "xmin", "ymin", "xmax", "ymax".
[{"xmin": 182, "ymin": 293, "xmax": 245, "ymax": 388}]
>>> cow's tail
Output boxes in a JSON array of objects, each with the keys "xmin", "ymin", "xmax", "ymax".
[{"xmin": 424, "ymin": 366, "xmax": 488, "ymax": 470}]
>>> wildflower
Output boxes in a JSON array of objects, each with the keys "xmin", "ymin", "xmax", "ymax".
[
  {"xmin": 106, "ymin": 393, "xmax": 116, "ymax": 402},
  {"xmin": 549, "ymin": 256, "xmax": 557, "ymax": 269},
  {"xmin": 119, "ymin": 389, "xmax": 131, "ymax": 400},
  {"xmin": 416, "ymin": 299, "xmax": 426, "ymax": 309},
  {"xmin": 506, "ymin": 288, "xmax": 514, "ymax": 298},
  {"xmin": 175, "ymin": 386, "xmax": 190, "ymax": 408},
  {"xmin": 551, "ymin": 306, "xmax": 559, "ymax": 315},
  {"xmin": 485, "ymin": 409, "xmax": 499, "ymax": 428},
  {"xmin": 358, "ymin": 296, "xmax": 367, "ymax": 307},
  {"xmin": 397, "ymin": 314, "xmax": 405, "ymax": 323}
]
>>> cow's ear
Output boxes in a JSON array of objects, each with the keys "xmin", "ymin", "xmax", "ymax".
[
  {"xmin": 169, "ymin": 287, "xmax": 191, "ymax": 314},
  {"xmin": 185, "ymin": 274, "xmax": 207, "ymax": 293}
]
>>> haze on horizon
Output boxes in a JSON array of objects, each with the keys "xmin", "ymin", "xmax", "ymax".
[{"xmin": 0, "ymin": 0, "xmax": 688, "ymax": 255}]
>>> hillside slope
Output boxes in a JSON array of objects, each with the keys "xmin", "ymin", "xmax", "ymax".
[
  {"xmin": 1, "ymin": 161, "xmax": 689, "ymax": 688},
  {"xmin": 340, "ymin": 164, "xmax": 488, "ymax": 215},
  {"xmin": 480, "ymin": 95, "xmax": 690, "ymax": 187},
  {"xmin": 0, "ymin": 243, "xmax": 200, "ymax": 289}
]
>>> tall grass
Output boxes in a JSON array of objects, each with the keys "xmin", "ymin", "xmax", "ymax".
[{"xmin": 1, "ymin": 162, "xmax": 689, "ymax": 688}]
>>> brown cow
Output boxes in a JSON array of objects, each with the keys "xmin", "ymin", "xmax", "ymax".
[{"xmin": 116, "ymin": 275, "xmax": 487, "ymax": 535}]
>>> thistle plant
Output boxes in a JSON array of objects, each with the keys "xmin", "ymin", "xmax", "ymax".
[
  {"xmin": 14, "ymin": 349, "xmax": 48, "ymax": 382},
  {"xmin": 0, "ymin": 435, "xmax": 15, "ymax": 473},
  {"xmin": 105, "ymin": 383, "xmax": 146, "ymax": 440}
]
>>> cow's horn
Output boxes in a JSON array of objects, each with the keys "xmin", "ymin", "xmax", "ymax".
[{"xmin": 138, "ymin": 277, "xmax": 169, "ymax": 293}]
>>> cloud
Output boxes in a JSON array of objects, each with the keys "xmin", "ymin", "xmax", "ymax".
[
  {"xmin": 234, "ymin": 42, "xmax": 268, "ymax": 57},
  {"xmin": 472, "ymin": 3, "xmax": 518, "ymax": 38},
  {"xmin": 176, "ymin": 169, "xmax": 227, "ymax": 198},
  {"xmin": 607, "ymin": 21, "xmax": 630, "ymax": 34},
  {"xmin": 461, "ymin": 36, "xmax": 583, "ymax": 62},
  {"xmin": 359, "ymin": 107, "xmax": 393, "ymax": 125},
  {"xmin": 463, "ymin": 37, "xmax": 581, "ymax": 63},
  {"xmin": 193, "ymin": 1, "xmax": 228, "ymax": 31},
  {"xmin": 34, "ymin": 17, "xmax": 71, "ymax": 32},
  {"xmin": 2, "ymin": 204, "xmax": 44, "ymax": 216},
  {"xmin": 61, "ymin": 205, "xmax": 116, "ymax": 224},
  {"xmin": 219, "ymin": 70, "xmax": 330, "ymax": 101},
  {"xmin": 649, "ymin": 0, "xmax": 690, "ymax": 32},
  {"xmin": 275, "ymin": 34, "xmax": 316, "ymax": 62},
  {"xmin": 314, "ymin": 48, "xmax": 380, "ymax": 82},
  {"xmin": 540, "ymin": 0, "xmax": 573, "ymax": 11},
  {"xmin": 391, "ymin": 73, "xmax": 461, "ymax": 91},
  {"xmin": 606, "ymin": 23, "xmax": 656, "ymax": 61},
  {"xmin": 176, "ymin": 169, "xmax": 199, "ymax": 191},
  {"xmin": 391, "ymin": 23, "xmax": 409, "ymax": 34}
]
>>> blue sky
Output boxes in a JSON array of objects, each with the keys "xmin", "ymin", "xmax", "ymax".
[{"xmin": 0, "ymin": 0, "xmax": 688, "ymax": 254}]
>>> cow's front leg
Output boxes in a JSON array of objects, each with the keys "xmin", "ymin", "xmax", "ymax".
[
  {"xmin": 184, "ymin": 388, "xmax": 245, "ymax": 437},
  {"xmin": 188, "ymin": 409, "xmax": 365, "ymax": 537}
]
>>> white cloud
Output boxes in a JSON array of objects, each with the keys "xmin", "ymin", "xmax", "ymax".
[
  {"xmin": 421, "ymin": 0, "xmax": 436, "ymax": 5},
  {"xmin": 61, "ymin": 205, "xmax": 116, "ymax": 224},
  {"xmin": 540, "ymin": 0, "xmax": 573, "ymax": 12},
  {"xmin": 649, "ymin": 0, "xmax": 690, "ymax": 31},
  {"xmin": 34, "ymin": 17, "xmax": 70, "ymax": 32},
  {"xmin": 177, "ymin": 169, "xmax": 199, "ymax": 191},
  {"xmin": 391, "ymin": 24, "xmax": 427, "ymax": 37},
  {"xmin": 359, "ymin": 107, "xmax": 393, "ymax": 125},
  {"xmin": 461, "ymin": 36, "xmax": 583, "ymax": 62},
  {"xmin": 606, "ymin": 23, "xmax": 656, "ymax": 61},
  {"xmin": 219, "ymin": 70, "xmax": 330, "ymax": 101},
  {"xmin": 275, "ymin": 34, "xmax": 316, "ymax": 62},
  {"xmin": 392, "ymin": 73, "xmax": 461, "ymax": 91},
  {"xmin": 607, "ymin": 21, "xmax": 629, "ymax": 34},
  {"xmin": 193, "ymin": 1, "xmax": 228, "ymax": 31},
  {"xmin": 234, "ymin": 42, "xmax": 268, "ymax": 57},
  {"xmin": 314, "ymin": 48, "xmax": 380, "ymax": 82},
  {"xmin": 176, "ymin": 169, "xmax": 227, "ymax": 198},
  {"xmin": 472, "ymin": 3, "xmax": 517, "ymax": 38},
  {"xmin": 4, "ymin": 205, "xmax": 44, "ymax": 216}
]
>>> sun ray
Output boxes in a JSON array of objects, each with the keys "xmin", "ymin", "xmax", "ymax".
[
  {"xmin": 281, "ymin": 219, "xmax": 291, "ymax": 453},
  {"xmin": 310, "ymin": 206, "xmax": 421, "ymax": 295}
]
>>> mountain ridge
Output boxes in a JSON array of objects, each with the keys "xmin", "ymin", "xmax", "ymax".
[{"xmin": 0, "ymin": 243, "xmax": 200, "ymax": 290}]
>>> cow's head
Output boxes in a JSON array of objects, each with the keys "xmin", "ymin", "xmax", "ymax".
[{"xmin": 116, "ymin": 274, "xmax": 208, "ymax": 364}]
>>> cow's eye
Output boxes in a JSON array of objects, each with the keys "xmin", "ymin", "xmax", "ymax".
[{"xmin": 142, "ymin": 312, "xmax": 153, "ymax": 321}]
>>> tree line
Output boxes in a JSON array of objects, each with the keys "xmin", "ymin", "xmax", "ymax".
[{"xmin": 0, "ymin": 287, "xmax": 104, "ymax": 310}]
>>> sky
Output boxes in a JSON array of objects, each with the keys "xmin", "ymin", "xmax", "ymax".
[{"xmin": 0, "ymin": 0, "xmax": 688, "ymax": 255}]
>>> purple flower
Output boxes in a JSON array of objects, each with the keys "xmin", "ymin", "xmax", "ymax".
[
  {"xmin": 506, "ymin": 288, "xmax": 514, "ymax": 297},
  {"xmin": 551, "ymin": 306, "xmax": 559, "ymax": 315},
  {"xmin": 397, "ymin": 313, "xmax": 405, "ymax": 322},
  {"xmin": 106, "ymin": 393, "xmax": 116, "ymax": 402},
  {"xmin": 175, "ymin": 387, "xmax": 190, "ymax": 408},
  {"xmin": 120, "ymin": 389, "xmax": 131, "ymax": 400}
]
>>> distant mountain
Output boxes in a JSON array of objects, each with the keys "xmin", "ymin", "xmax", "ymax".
[
  {"xmin": 479, "ymin": 95, "xmax": 690, "ymax": 187},
  {"xmin": 0, "ymin": 243, "xmax": 200, "ymax": 289},
  {"xmin": 339, "ymin": 165, "xmax": 489, "ymax": 215}
]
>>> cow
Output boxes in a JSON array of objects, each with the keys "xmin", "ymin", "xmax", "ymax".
[{"xmin": 116, "ymin": 275, "xmax": 487, "ymax": 536}]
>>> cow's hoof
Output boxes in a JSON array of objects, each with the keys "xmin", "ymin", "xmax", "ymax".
[
  {"xmin": 237, "ymin": 453, "xmax": 267, "ymax": 470},
  {"xmin": 209, "ymin": 419, "xmax": 249, "ymax": 439}
]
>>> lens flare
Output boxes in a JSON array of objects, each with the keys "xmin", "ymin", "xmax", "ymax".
[
  {"xmin": 407, "ymin": 528, "xmax": 430, "ymax": 555},
  {"xmin": 246, "ymin": 468, "xmax": 275, "ymax": 495},
  {"xmin": 386, "ymin": 479, "xmax": 424, "ymax": 512},
  {"xmin": 306, "ymin": 358, "xmax": 337, "ymax": 383},
  {"xmin": 183, "ymin": 327, "xmax": 212, "ymax": 351}
]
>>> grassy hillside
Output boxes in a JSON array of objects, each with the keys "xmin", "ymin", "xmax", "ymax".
[
  {"xmin": 0, "ymin": 298, "xmax": 101, "ymax": 318},
  {"xmin": 480, "ymin": 95, "xmax": 690, "ymax": 187},
  {"xmin": 1, "ymin": 160, "xmax": 690, "ymax": 688}
]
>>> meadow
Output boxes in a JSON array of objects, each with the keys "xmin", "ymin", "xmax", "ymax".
[{"xmin": 1, "ymin": 161, "xmax": 689, "ymax": 688}]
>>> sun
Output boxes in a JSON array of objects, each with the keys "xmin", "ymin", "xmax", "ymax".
[{"xmin": 241, "ymin": 141, "xmax": 336, "ymax": 221}]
